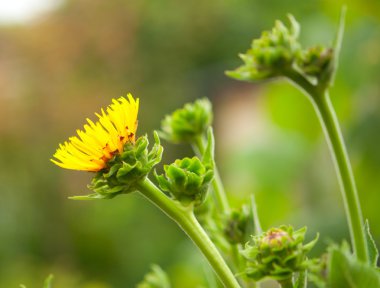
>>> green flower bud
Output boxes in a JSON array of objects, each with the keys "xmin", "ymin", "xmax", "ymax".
[
  {"xmin": 226, "ymin": 15, "xmax": 301, "ymax": 81},
  {"xmin": 156, "ymin": 127, "xmax": 214, "ymax": 206},
  {"xmin": 227, "ymin": 12, "xmax": 345, "ymax": 93},
  {"xmin": 155, "ymin": 156, "xmax": 214, "ymax": 206},
  {"xmin": 224, "ymin": 206, "xmax": 251, "ymax": 245},
  {"xmin": 298, "ymin": 46, "xmax": 333, "ymax": 77},
  {"xmin": 71, "ymin": 133, "xmax": 163, "ymax": 200},
  {"xmin": 160, "ymin": 98, "xmax": 213, "ymax": 143},
  {"xmin": 137, "ymin": 265, "xmax": 171, "ymax": 288},
  {"xmin": 241, "ymin": 225, "xmax": 318, "ymax": 281}
]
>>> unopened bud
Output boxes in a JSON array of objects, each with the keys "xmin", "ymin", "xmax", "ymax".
[{"xmin": 160, "ymin": 98, "xmax": 213, "ymax": 144}]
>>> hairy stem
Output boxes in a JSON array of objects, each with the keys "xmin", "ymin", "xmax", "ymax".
[{"xmin": 137, "ymin": 178, "xmax": 240, "ymax": 288}]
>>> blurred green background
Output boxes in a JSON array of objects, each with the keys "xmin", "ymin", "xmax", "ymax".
[{"xmin": 0, "ymin": 0, "xmax": 379, "ymax": 287}]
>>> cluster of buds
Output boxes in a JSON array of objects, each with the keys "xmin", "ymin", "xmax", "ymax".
[
  {"xmin": 227, "ymin": 15, "xmax": 301, "ymax": 81},
  {"xmin": 227, "ymin": 14, "xmax": 339, "ymax": 91},
  {"xmin": 158, "ymin": 99, "xmax": 216, "ymax": 206},
  {"xmin": 75, "ymin": 133, "xmax": 163, "ymax": 200},
  {"xmin": 241, "ymin": 225, "xmax": 318, "ymax": 282},
  {"xmin": 160, "ymin": 98, "xmax": 212, "ymax": 144}
]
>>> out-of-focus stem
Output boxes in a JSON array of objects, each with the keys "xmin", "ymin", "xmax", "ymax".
[{"xmin": 278, "ymin": 277, "xmax": 293, "ymax": 288}]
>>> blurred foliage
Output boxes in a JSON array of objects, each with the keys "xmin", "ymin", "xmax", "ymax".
[{"xmin": 0, "ymin": 0, "xmax": 379, "ymax": 287}]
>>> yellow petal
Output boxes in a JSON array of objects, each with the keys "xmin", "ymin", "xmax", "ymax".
[{"xmin": 51, "ymin": 95, "xmax": 139, "ymax": 171}]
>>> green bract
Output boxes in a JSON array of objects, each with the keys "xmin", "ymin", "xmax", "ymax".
[
  {"xmin": 155, "ymin": 156, "xmax": 213, "ymax": 206},
  {"xmin": 241, "ymin": 225, "xmax": 318, "ymax": 281},
  {"xmin": 298, "ymin": 46, "xmax": 333, "ymax": 78},
  {"xmin": 137, "ymin": 265, "xmax": 171, "ymax": 288},
  {"xmin": 71, "ymin": 133, "xmax": 163, "ymax": 200},
  {"xmin": 160, "ymin": 98, "xmax": 213, "ymax": 143}
]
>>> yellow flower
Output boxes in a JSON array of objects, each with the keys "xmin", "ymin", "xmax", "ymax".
[{"xmin": 51, "ymin": 94, "xmax": 139, "ymax": 172}]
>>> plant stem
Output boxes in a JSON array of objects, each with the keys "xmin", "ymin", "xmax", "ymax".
[
  {"xmin": 250, "ymin": 194, "xmax": 262, "ymax": 235},
  {"xmin": 194, "ymin": 135, "xmax": 231, "ymax": 214},
  {"xmin": 136, "ymin": 178, "xmax": 240, "ymax": 288},
  {"xmin": 284, "ymin": 70, "xmax": 368, "ymax": 263},
  {"xmin": 312, "ymin": 91, "xmax": 368, "ymax": 263},
  {"xmin": 296, "ymin": 270, "xmax": 307, "ymax": 288},
  {"xmin": 278, "ymin": 277, "xmax": 293, "ymax": 288}
]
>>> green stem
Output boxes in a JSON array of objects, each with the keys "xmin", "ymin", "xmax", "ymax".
[
  {"xmin": 278, "ymin": 277, "xmax": 293, "ymax": 288},
  {"xmin": 296, "ymin": 270, "xmax": 307, "ymax": 288},
  {"xmin": 312, "ymin": 92, "xmax": 368, "ymax": 262},
  {"xmin": 193, "ymin": 135, "xmax": 231, "ymax": 214},
  {"xmin": 284, "ymin": 70, "xmax": 368, "ymax": 263},
  {"xmin": 250, "ymin": 194, "xmax": 262, "ymax": 235},
  {"xmin": 136, "ymin": 178, "xmax": 240, "ymax": 288},
  {"xmin": 231, "ymin": 244, "xmax": 242, "ymax": 271}
]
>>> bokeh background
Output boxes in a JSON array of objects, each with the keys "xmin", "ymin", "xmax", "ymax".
[{"xmin": 0, "ymin": 0, "xmax": 379, "ymax": 287}]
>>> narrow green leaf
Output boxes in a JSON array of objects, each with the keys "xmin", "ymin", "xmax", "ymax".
[
  {"xmin": 250, "ymin": 194, "xmax": 262, "ymax": 235},
  {"xmin": 136, "ymin": 264, "xmax": 171, "ymax": 288},
  {"xmin": 202, "ymin": 127, "xmax": 215, "ymax": 169},
  {"xmin": 69, "ymin": 193, "xmax": 108, "ymax": 200},
  {"xmin": 43, "ymin": 275, "xmax": 54, "ymax": 288},
  {"xmin": 365, "ymin": 220, "xmax": 379, "ymax": 267},
  {"xmin": 303, "ymin": 233, "xmax": 319, "ymax": 253},
  {"xmin": 153, "ymin": 130, "xmax": 161, "ymax": 146},
  {"xmin": 329, "ymin": 6, "xmax": 346, "ymax": 86}
]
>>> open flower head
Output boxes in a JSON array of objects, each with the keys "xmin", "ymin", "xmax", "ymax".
[{"xmin": 51, "ymin": 94, "xmax": 139, "ymax": 172}]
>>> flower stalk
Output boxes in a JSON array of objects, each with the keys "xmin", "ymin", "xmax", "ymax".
[
  {"xmin": 136, "ymin": 178, "xmax": 240, "ymax": 288},
  {"xmin": 194, "ymin": 134, "xmax": 230, "ymax": 214},
  {"xmin": 283, "ymin": 68, "xmax": 368, "ymax": 263},
  {"xmin": 312, "ymin": 91, "xmax": 368, "ymax": 263},
  {"xmin": 227, "ymin": 10, "xmax": 369, "ymax": 264}
]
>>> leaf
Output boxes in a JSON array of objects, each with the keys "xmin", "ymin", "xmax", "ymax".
[
  {"xmin": 202, "ymin": 127, "xmax": 215, "ymax": 169},
  {"xmin": 69, "ymin": 193, "xmax": 111, "ymax": 200},
  {"xmin": 329, "ymin": 245, "xmax": 380, "ymax": 288},
  {"xmin": 136, "ymin": 264, "xmax": 171, "ymax": 288},
  {"xmin": 327, "ymin": 6, "xmax": 346, "ymax": 87},
  {"xmin": 250, "ymin": 194, "xmax": 262, "ymax": 235},
  {"xmin": 365, "ymin": 220, "xmax": 379, "ymax": 267},
  {"xmin": 43, "ymin": 275, "xmax": 54, "ymax": 288},
  {"xmin": 303, "ymin": 233, "xmax": 319, "ymax": 253}
]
